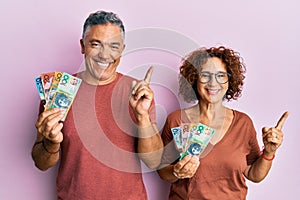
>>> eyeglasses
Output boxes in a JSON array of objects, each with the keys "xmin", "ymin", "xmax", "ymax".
[{"xmin": 199, "ymin": 72, "xmax": 231, "ymax": 84}]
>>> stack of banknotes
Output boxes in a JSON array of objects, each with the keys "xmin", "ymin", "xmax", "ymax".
[
  {"xmin": 35, "ymin": 72, "xmax": 82, "ymax": 121},
  {"xmin": 171, "ymin": 123, "xmax": 215, "ymax": 159}
]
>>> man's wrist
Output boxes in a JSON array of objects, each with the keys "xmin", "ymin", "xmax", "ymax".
[
  {"xmin": 137, "ymin": 123, "xmax": 158, "ymax": 138},
  {"xmin": 136, "ymin": 114, "xmax": 151, "ymax": 127},
  {"xmin": 43, "ymin": 138, "xmax": 60, "ymax": 154}
]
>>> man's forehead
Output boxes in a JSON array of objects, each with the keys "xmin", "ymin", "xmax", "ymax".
[{"xmin": 85, "ymin": 24, "xmax": 124, "ymax": 41}]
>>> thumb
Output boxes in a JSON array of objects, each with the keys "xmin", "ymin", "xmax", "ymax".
[
  {"xmin": 262, "ymin": 127, "xmax": 270, "ymax": 133},
  {"xmin": 262, "ymin": 127, "xmax": 270, "ymax": 139},
  {"xmin": 131, "ymin": 80, "xmax": 137, "ymax": 95}
]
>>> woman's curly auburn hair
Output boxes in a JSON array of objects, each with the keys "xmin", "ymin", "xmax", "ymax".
[{"xmin": 179, "ymin": 46, "xmax": 246, "ymax": 103}]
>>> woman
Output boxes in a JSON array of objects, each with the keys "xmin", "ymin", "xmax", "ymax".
[{"xmin": 157, "ymin": 46, "xmax": 288, "ymax": 199}]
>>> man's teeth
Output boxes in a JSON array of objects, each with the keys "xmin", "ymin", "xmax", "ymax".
[{"xmin": 97, "ymin": 62, "xmax": 110, "ymax": 67}]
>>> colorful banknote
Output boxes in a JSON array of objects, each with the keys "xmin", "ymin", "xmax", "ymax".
[
  {"xmin": 35, "ymin": 71, "xmax": 82, "ymax": 121},
  {"xmin": 181, "ymin": 123, "xmax": 191, "ymax": 150},
  {"xmin": 171, "ymin": 123, "xmax": 215, "ymax": 159},
  {"xmin": 47, "ymin": 72, "xmax": 82, "ymax": 121},
  {"xmin": 35, "ymin": 77, "xmax": 45, "ymax": 100},
  {"xmin": 47, "ymin": 72, "xmax": 63, "ymax": 107},
  {"xmin": 171, "ymin": 127, "xmax": 183, "ymax": 151},
  {"xmin": 41, "ymin": 72, "xmax": 55, "ymax": 101}
]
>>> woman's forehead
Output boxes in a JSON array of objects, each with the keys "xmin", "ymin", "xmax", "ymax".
[{"xmin": 201, "ymin": 57, "xmax": 226, "ymax": 71}]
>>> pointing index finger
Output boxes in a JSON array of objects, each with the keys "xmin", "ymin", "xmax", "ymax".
[
  {"xmin": 144, "ymin": 66, "xmax": 154, "ymax": 84},
  {"xmin": 275, "ymin": 111, "xmax": 289, "ymax": 130}
]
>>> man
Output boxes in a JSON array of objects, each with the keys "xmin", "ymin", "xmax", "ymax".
[{"xmin": 32, "ymin": 11, "xmax": 163, "ymax": 199}]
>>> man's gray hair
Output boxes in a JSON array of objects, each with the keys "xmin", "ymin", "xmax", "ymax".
[{"xmin": 82, "ymin": 10, "xmax": 125, "ymax": 39}]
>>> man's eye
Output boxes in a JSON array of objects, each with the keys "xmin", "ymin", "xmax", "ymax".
[
  {"xmin": 110, "ymin": 45, "xmax": 120, "ymax": 50},
  {"xmin": 91, "ymin": 43, "xmax": 100, "ymax": 47}
]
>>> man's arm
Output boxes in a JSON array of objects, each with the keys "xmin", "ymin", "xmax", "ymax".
[
  {"xmin": 136, "ymin": 114, "xmax": 163, "ymax": 169},
  {"xmin": 129, "ymin": 67, "xmax": 163, "ymax": 169},
  {"xmin": 32, "ymin": 108, "xmax": 64, "ymax": 171}
]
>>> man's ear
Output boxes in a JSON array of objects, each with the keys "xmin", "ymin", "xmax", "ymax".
[{"xmin": 80, "ymin": 39, "xmax": 85, "ymax": 54}]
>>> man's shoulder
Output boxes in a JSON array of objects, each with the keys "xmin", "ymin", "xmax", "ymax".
[{"xmin": 117, "ymin": 72, "xmax": 137, "ymax": 82}]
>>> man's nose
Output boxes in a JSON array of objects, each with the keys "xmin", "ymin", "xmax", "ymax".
[{"xmin": 98, "ymin": 45, "xmax": 111, "ymax": 59}]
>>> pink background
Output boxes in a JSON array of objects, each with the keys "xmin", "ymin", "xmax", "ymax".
[{"xmin": 1, "ymin": 0, "xmax": 299, "ymax": 199}]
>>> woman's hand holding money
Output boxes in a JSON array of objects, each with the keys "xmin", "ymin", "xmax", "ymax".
[{"xmin": 173, "ymin": 155, "xmax": 200, "ymax": 179}]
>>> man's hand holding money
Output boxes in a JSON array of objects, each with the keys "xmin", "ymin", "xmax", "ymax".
[{"xmin": 35, "ymin": 108, "xmax": 65, "ymax": 151}]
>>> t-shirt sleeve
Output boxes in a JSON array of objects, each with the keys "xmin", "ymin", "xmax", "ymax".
[{"xmin": 160, "ymin": 112, "xmax": 181, "ymax": 166}]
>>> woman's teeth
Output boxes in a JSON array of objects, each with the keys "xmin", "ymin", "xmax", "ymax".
[{"xmin": 207, "ymin": 89, "xmax": 219, "ymax": 95}]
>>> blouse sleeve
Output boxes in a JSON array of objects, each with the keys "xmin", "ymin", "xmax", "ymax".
[{"xmin": 245, "ymin": 116, "xmax": 261, "ymax": 165}]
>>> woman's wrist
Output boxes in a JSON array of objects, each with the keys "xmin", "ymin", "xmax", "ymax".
[
  {"xmin": 172, "ymin": 165, "xmax": 184, "ymax": 179},
  {"xmin": 261, "ymin": 149, "xmax": 275, "ymax": 161}
]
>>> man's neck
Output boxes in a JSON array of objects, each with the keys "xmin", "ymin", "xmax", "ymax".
[{"xmin": 79, "ymin": 71, "xmax": 117, "ymax": 86}]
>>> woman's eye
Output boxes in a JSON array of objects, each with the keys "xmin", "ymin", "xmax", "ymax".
[{"xmin": 201, "ymin": 74, "xmax": 210, "ymax": 78}]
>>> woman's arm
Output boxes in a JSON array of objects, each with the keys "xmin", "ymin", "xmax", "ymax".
[
  {"xmin": 244, "ymin": 112, "xmax": 288, "ymax": 182},
  {"xmin": 157, "ymin": 155, "xmax": 200, "ymax": 183}
]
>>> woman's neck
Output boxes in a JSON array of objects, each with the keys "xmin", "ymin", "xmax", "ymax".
[{"xmin": 198, "ymin": 101, "xmax": 226, "ymax": 121}]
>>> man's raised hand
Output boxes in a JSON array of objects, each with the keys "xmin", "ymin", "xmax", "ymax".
[{"xmin": 129, "ymin": 66, "xmax": 154, "ymax": 117}]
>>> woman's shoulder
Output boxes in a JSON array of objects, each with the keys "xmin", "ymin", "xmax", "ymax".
[
  {"xmin": 232, "ymin": 109, "xmax": 254, "ymax": 123},
  {"xmin": 167, "ymin": 109, "xmax": 183, "ymax": 119}
]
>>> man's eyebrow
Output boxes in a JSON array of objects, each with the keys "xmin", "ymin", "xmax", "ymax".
[
  {"xmin": 88, "ymin": 39, "xmax": 121, "ymax": 46},
  {"xmin": 108, "ymin": 42, "xmax": 121, "ymax": 46},
  {"xmin": 89, "ymin": 39, "xmax": 102, "ymax": 43}
]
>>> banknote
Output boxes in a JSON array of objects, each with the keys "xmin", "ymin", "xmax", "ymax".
[
  {"xmin": 180, "ymin": 123, "xmax": 215, "ymax": 160},
  {"xmin": 171, "ymin": 127, "xmax": 183, "ymax": 151},
  {"xmin": 181, "ymin": 123, "xmax": 191, "ymax": 151},
  {"xmin": 46, "ymin": 72, "xmax": 63, "ymax": 108},
  {"xmin": 47, "ymin": 72, "xmax": 82, "ymax": 121},
  {"xmin": 41, "ymin": 72, "xmax": 55, "ymax": 102},
  {"xmin": 35, "ymin": 77, "xmax": 45, "ymax": 100}
]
